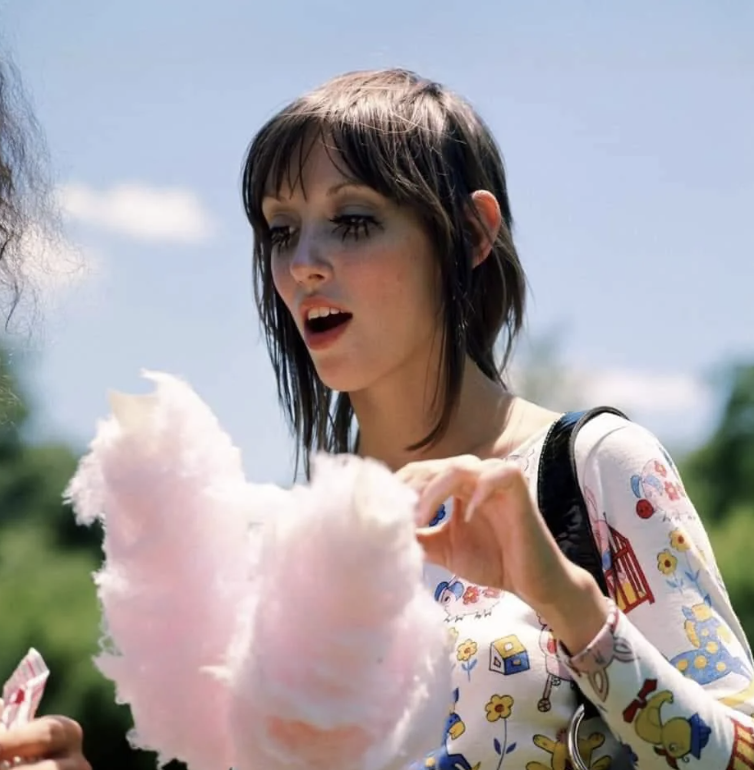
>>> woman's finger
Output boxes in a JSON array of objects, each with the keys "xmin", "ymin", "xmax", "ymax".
[
  {"xmin": 394, "ymin": 461, "xmax": 438, "ymax": 489},
  {"xmin": 0, "ymin": 717, "xmax": 82, "ymax": 762},
  {"xmin": 415, "ymin": 459, "xmax": 481, "ymax": 524},
  {"xmin": 414, "ymin": 469, "xmax": 463, "ymax": 524},
  {"xmin": 2, "ymin": 756, "xmax": 90, "ymax": 770},
  {"xmin": 464, "ymin": 460, "xmax": 521, "ymax": 522},
  {"xmin": 415, "ymin": 526, "xmax": 450, "ymax": 569}
]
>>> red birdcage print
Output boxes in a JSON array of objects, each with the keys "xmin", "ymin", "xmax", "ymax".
[
  {"xmin": 604, "ymin": 526, "xmax": 655, "ymax": 614},
  {"xmin": 727, "ymin": 719, "xmax": 754, "ymax": 770}
]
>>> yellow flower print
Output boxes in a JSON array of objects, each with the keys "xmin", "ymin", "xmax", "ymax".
[
  {"xmin": 670, "ymin": 529, "xmax": 691, "ymax": 552},
  {"xmin": 657, "ymin": 550, "xmax": 678, "ymax": 575},
  {"xmin": 485, "ymin": 694, "xmax": 514, "ymax": 722},
  {"xmin": 456, "ymin": 639, "xmax": 478, "ymax": 662}
]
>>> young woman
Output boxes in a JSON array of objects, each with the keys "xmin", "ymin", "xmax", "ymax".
[
  {"xmin": 241, "ymin": 68, "xmax": 753, "ymax": 770},
  {"xmin": 1, "ymin": 55, "xmax": 90, "ymax": 770}
]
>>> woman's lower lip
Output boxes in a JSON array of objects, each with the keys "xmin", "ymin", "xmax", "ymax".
[{"xmin": 304, "ymin": 319, "xmax": 352, "ymax": 351}]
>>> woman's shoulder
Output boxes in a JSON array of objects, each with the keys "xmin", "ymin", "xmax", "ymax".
[
  {"xmin": 497, "ymin": 402, "xmax": 679, "ymax": 506},
  {"xmin": 511, "ymin": 405, "xmax": 679, "ymax": 504},
  {"xmin": 570, "ymin": 410, "xmax": 695, "ymax": 531},
  {"xmin": 571, "ymin": 409, "xmax": 672, "ymax": 473}
]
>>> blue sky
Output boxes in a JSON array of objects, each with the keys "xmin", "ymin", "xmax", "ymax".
[{"xmin": 2, "ymin": 0, "xmax": 752, "ymax": 482}]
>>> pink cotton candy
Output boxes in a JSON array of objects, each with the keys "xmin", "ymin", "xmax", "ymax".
[
  {"xmin": 67, "ymin": 372, "xmax": 452, "ymax": 770},
  {"xmin": 222, "ymin": 454, "xmax": 452, "ymax": 770},
  {"xmin": 65, "ymin": 371, "xmax": 253, "ymax": 770}
]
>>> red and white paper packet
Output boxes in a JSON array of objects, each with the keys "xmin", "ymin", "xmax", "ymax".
[{"xmin": 1, "ymin": 648, "xmax": 50, "ymax": 730}]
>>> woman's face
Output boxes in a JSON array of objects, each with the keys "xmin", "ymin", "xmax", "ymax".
[{"xmin": 263, "ymin": 140, "xmax": 442, "ymax": 395}]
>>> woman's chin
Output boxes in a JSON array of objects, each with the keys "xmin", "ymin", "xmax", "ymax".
[{"xmin": 311, "ymin": 359, "xmax": 371, "ymax": 396}]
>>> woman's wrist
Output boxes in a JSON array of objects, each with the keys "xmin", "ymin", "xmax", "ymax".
[{"xmin": 533, "ymin": 565, "xmax": 611, "ymax": 655}]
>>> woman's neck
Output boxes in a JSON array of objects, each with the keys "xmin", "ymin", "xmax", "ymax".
[{"xmin": 353, "ymin": 357, "xmax": 518, "ymax": 472}]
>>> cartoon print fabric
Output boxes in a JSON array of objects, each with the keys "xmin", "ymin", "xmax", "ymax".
[{"xmin": 416, "ymin": 414, "xmax": 754, "ymax": 770}]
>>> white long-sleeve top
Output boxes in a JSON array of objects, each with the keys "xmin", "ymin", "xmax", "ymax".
[{"xmin": 417, "ymin": 412, "xmax": 754, "ymax": 770}]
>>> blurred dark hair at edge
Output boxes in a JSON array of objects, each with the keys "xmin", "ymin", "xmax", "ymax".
[
  {"xmin": 1, "ymin": 47, "xmax": 64, "ymax": 333},
  {"xmin": 0, "ymin": 46, "xmax": 68, "ymax": 410}
]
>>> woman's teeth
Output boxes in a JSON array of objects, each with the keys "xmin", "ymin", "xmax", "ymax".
[
  {"xmin": 307, "ymin": 307, "xmax": 344, "ymax": 320},
  {"xmin": 305, "ymin": 307, "xmax": 352, "ymax": 334}
]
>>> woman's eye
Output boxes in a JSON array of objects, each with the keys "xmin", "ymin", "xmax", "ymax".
[
  {"xmin": 269, "ymin": 226, "xmax": 293, "ymax": 249},
  {"xmin": 330, "ymin": 214, "xmax": 379, "ymax": 242}
]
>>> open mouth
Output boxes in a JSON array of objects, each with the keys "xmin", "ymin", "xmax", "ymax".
[{"xmin": 305, "ymin": 309, "xmax": 353, "ymax": 335}]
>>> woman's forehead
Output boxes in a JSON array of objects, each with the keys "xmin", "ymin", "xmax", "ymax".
[{"xmin": 263, "ymin": 140, "xmax": 358, "ymax": 202}]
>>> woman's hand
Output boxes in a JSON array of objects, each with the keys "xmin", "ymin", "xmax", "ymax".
[
  {"xmin": 396, "ymin": 455, "xmax": 610, "ymax": 652},
  {"xmin": 0, "ymin": 711, "xmax": 89, "ymax": 770}
]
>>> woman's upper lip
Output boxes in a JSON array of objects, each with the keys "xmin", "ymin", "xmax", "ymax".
[{"xmin": 297, "ymin": 296, "xmax": 351, "ymax": 322}]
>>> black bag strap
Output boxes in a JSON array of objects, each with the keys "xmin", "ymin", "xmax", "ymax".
[{"xmin": 537, "ymin": 406, "xmax": 628, "ymax": 719}]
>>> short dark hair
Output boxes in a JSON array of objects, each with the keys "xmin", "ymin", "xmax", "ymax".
[{"xmin": 242, "ymin": 68, "xmax": 527, "ymax": 476}]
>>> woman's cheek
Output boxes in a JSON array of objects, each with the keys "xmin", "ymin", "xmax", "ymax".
[{"xmin": 270, "ymin": 258, "xmax": 294, "ymax": 303}]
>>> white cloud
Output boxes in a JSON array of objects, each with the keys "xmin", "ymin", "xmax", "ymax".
[
  {"xmin": 580, "ymin": 369, "xmax": 713, "ymax": 416},
  {"xmin": 510, "ymin": 362, "xmax": 713, "ymax": 418},
  {"xmin": 59, "ymin": 182, "xmax": 215, "ymax": 244},
  {"xmin": 576, "ymin": 368, "xmax": 717, "ymax": 447}
]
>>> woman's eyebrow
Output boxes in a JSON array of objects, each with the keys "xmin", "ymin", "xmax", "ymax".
[
  {"xmin": 325, "ymin": 181, "xmax": 371, "ymax": 198},
  {"xmin": 263, "ymin": 181, "xmax": 374, "ymax": 205}
]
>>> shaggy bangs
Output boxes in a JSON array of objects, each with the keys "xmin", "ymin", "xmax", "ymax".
[
  {"xmin": 242, "ymin": 69, "xmax": 527, "ymax": 478},
  {"xmin": 243, "ymin": 87, "xmax": 462, "ymax": 246}
]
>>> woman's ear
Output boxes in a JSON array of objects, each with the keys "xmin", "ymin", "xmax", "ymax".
[{"xmin": 468, "ymin": 190, "xmax": 502, "ymax": 268}]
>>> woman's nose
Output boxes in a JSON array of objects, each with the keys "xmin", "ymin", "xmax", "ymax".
[{"xmin": 288, "ymin": 231, "xmax": 333, "ymax": 286}]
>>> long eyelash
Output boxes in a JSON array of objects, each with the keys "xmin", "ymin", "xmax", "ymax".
[
  {"xmin": 330, "ymin": 214, "xmax": 379, "ymax": 242},
  {"xmin": 268, "ymin": 226, "xmax": 292, "ymax": 249}
]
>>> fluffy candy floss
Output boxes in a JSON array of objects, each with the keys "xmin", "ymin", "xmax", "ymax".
[
  {"xmin": 67, "ymin": 371, "xmax": 452, "ymax": 770},
  {"xmin": 65, "ymin": 371, "xmax": 255, "ymax": 770},
  {"xmin": 220, "ymin": 454, "xmax": 452, "ymax": 770}
]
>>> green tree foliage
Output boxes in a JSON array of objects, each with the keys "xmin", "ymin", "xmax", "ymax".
[
  {"xmin": 707, "ymin": 506, "xmax": 754, "ymax": 647},
  {"xmin": 681, "ymin": 363, "xmax": 754, "ymax": 525},
  {"xmin": 678, "ymin": 363, "xmax": 754, "ymax": 645}
]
